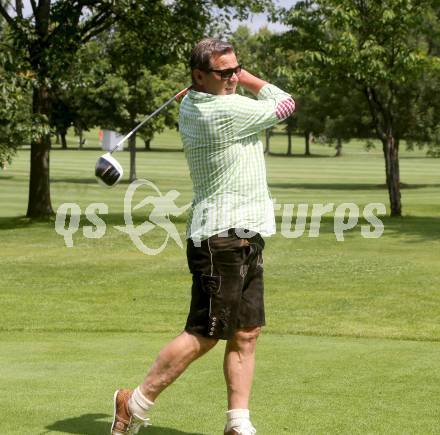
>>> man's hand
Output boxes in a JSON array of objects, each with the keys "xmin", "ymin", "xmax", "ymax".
[{"xmin": 238, "ymin": 69, "xmax": 268, "ymax": 96}]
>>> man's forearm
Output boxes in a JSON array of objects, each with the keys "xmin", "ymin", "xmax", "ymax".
[{"xmin": 238, "ymin": 69, "xmax": 268, "ymax": 96}]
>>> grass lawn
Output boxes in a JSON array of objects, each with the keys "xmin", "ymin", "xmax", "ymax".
[{"xmin": 0, "ymin": 129, "xmax": 439, "ymax": 434}]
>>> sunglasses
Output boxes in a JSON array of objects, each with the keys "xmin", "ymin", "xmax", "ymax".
[{"xmin": 206, "ymin": 64, "xmax": 242, "ymax": 80}]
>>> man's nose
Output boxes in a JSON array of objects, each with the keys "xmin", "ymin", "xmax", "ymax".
[{"xmin": 229, "ymin": 72, "xmax": 239, "ymax": 83}]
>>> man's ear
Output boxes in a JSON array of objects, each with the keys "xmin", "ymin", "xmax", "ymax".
[{"xmin": 193, "ymin": 69, "xmax": 204, "ymax": 85}]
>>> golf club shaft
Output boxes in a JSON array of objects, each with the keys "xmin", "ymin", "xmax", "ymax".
[{"xmin": 109, "ymin": 86, "xmax": 191, "ymax": 154}]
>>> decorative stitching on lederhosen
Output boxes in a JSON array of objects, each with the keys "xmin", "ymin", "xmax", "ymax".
[
  {"xmin": 205, "ymin": 237, "xmax": 221, "ymax": 319},
  {"xmin": 240, "ymin": 238, "xmax": 250, "ymax": 278}
]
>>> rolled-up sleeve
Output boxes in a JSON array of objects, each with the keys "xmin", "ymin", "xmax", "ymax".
[{"xmin": 229, "ymin": 84, "xmax": 295, "ymax": 140}]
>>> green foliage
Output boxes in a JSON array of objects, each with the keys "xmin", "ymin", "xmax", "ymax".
[
  {"xmin": 63, "ymin": 34, "xmax": 188, "ymax": 148},
  {"xmin": 280, "ymin": 0, "xmax": 440, "ymax": 146},
  {"xmin": 230, "ymin": 26, "xmax": 285, "ymax": 82},
  {"xmin": 0, "ymin": 73, "xmax": 27, "ymax": 167},
  {"xmin": 0, "ymin": 32, "xmax": 31, "ymax": 168},
  {"xmin": 404, "ymin": 65, "xmax": 440, "ymax": 155},
  {"xmin": 320, "ymin": 85, "xmax": 373, "ymax": 144}
]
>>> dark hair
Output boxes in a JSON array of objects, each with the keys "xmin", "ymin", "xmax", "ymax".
[{"xmin": 190, "ymin": 38, "xmax": 235, "ymax": 73}]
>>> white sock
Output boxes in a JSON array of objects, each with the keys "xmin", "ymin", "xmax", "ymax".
[
  {"xmin": 128, "ymin": 387, "xmax": 154, "ymax": 419},
  {"xmin": 226, "ymin": 409, "xmax": 250, "ymax": 431}
]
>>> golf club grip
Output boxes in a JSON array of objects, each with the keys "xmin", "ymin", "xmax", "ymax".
[
  {"xmin": 109, "ymin": 86, "xmax": 191, "ymax": 154},
  {"xmin": 175, "ymin": 86, "xmax": 191, "ymax": 99}
]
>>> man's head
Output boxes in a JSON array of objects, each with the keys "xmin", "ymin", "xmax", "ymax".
[{"xmin": 190, "ymin": 38, "xmax": 241, "ymax": 95}]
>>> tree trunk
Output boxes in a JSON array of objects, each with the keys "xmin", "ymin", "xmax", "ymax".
[
  {"xmin": 382, "ymin": 135, "xmax": 401, "ymax": 216},
  {"xmin": 144, "ymin": 138, "xmax": 151, "ymax": 151},
  {"xmin": 335, "ymin": 138, "xmax": 342, "ymax": 157},
  {"xmin": 364, "ymin": 87, "xmax": 403, "ymax": 216},
  {"xmin": 304, "ymin": 131, "xmax": 311, "ymax": 156},
  {"xmin": 26, "ymin": 86, "xmax": 53, "ymax": 217},
  {"xmin": 15, "ymin": 0, "xmax": 23, "ymax": 18},
  {"xmin": 287, "ymin": 130, "xmax": 292, "ymax": 156},
  {"xmin": 60, "ymin": 130, "xmax": 67, "ymax": 149},
  {"xmin": 264, "ymin": 128, "xmax": 270, "ymax": 154},
  {"xmin": 55, "ymin": 132, "xmax": 60, "ymax": 145},
  {"xmin": 129, "ymin": 133, "xmax": 136, "ymax": 182},
  {"xmin": 78, "ymin": 128, "xmax": 84, "ymax": 149}
]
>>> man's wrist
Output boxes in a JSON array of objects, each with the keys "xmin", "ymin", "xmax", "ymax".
[{"xmin": 238, "ymin": 69, "xmax": 268, "ymax": 96}]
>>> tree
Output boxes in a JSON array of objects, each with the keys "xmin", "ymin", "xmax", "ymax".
[
  {"xmin": 0, "ymin": 1, "xmax": 127, "ymax": 217},
  {"xmin": 318, "ymin": 84, "xmax": 373, "ymax": 157},
  {"xmin": 137, "ymin": 64, "xmax": 188, "ymax": 152},
  {"xmin": 281, "ymin": 0, "xmax": 440, "ymax": 216},
  {"xmin": 292, "ymin": 92, "xmax": 325, "ymax": 156}
]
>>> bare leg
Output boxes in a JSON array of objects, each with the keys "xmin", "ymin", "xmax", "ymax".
[
  {"xmin": 140, "ymin": 331, "xmax": 218, "ymax": 401},
  {"xmin": 223, "ymin": 327, "xmax": 261, "ymax": 409}
]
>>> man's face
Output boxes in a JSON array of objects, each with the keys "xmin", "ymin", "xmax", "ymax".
[{"xmin": 194, "ymin": 51, "xmax": 240, "ymax": 95}]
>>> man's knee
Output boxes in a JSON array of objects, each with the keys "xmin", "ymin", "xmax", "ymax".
[
  {"xmin": 188, "ymin": 331, "xmax": 219, "ymax": 353},
  {"xmin": 201, "ymin": 335, "xmax": 219, "ymax": 352},
  {"xmin": 233, "ymin": 326, "xmax": 262, "ymax": 346}
]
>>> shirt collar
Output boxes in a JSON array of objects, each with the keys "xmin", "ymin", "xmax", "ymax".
[{"xmin": 188, "ymin": 89, "xmax": 227, "ymax": 101}]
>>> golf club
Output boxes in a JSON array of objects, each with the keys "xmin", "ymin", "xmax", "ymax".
[{"xmin": 95, "ymin": 86, "xmax": 191, "ymax": 187}]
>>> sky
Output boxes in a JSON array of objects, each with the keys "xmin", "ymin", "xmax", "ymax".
[{"xmin": 230, "ymin": 0, "xmax": 296, "ymax": 34}]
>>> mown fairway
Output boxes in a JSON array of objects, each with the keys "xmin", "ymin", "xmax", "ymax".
[{"xmin": 1, "ymin": 130, "xmax": 439, "ymax": 434}]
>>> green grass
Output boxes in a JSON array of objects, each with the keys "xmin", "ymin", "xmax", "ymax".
[
  {"xmin": 1, "ymin": 130, "xmax": 440, "ymax": 434},
  {"xmin": 2, "ymin": 333, "xmax": 440, "ymax": 435}
]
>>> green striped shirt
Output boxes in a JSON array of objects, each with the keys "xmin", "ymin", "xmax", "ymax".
[{"xmin": 179, "ymin": 84, "xmax": 295, "ymax": 242}]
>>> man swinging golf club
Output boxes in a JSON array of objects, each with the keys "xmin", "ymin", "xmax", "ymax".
[{"xmin": 111, "ymin": 38, "xmax": 295, "ymax": 435}]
